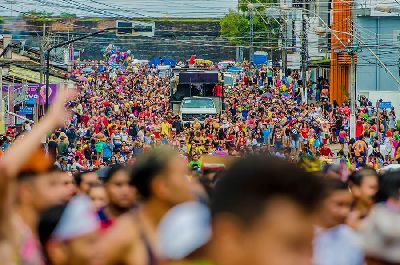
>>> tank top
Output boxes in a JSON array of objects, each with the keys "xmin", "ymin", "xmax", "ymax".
[{"xmin": 133, "ymin": 212, "xmax": 157, "ymax": 265}]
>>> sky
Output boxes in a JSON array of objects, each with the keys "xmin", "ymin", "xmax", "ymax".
[{"xmin": 0, "ymin": 0, "xmax": 238, "ymax": 17}]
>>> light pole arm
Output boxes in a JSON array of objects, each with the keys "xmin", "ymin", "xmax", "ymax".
[
  {"xmin": 326, "ymin": 28, "xmax": 400, "ymax": 86},
  {"xmin": 45, "ymin": 27, "xmax": 116, "ymax": 53},
  {"xmin": 283, "ymin": 5, "xmax": 400, "ymax": 87},
  {"xmin": 44, "ymin": 27, "xmax": 118, "ymax": 111}
]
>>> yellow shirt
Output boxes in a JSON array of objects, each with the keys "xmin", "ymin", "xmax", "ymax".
[
  {"xmin": 76, "ymin": 104, "xmax": 83, "ymax": 115},
  {"xmin": 161, "ymin": 122, "xmax": 171, "ymax": 135}
]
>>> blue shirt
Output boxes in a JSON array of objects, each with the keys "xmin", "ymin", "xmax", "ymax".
[
  {"xmin": 241, "ymin": 109, "xmax": 249, "ymax": 119},
  {"xmin": 262, "ymin": 128, "xmax": 271, "ymax": 144},
  {"xmin": 313, "ymin": 224, "xmax": 364, "ymax": 265},
  {"xmin": 102, "ymin": 142, "xmax": 113, "ymax": 158}
]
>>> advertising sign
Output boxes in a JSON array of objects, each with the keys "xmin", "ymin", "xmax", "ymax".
[
  {"xmin": 2, "ymin": 83, "xmax": 58, "ymax": 105},
  {"xmin": 19, "ymin": 107, "xmax": 33, "ymax": 115}
]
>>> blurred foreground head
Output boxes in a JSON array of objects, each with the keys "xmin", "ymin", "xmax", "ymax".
[
  {"xmin": 209, "ymin": 155, "xmax": 326, "ymax": 265},
  {"xmin": 129, "ymin": 146, "xmax": 194, "ymax": 206},
  {"xmin": 358, "ymin": 204, "xmax": 400, "ymax": 265},
  {"xmin": 38, "ymin": 195, "xmax": 99, "ymax": 265},
  {"xmin": 358, "ymin": 171, "xmax": 400, "ymax": 265}
]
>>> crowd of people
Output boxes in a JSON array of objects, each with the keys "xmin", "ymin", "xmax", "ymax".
[
  {"xmin": 1, "ymin": 46, "xmax": 398, "ymax": 173},
  {"xmin": 0, "ymin": 45, "xmax": 399, "ymax": 265}
]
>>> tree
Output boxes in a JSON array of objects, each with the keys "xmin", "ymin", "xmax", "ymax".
[
  {"xmin": 238, "ymin": 0, "xmax": 276, "ymax": 12},
  {"xmin": 220, "ymin": 9, "xmax": 280, "ymax": 47},
  {"xmin": 60, "ymin": 12, "xmax": 77, "ymax": 17},
  {"xmin": 22, "ymin": 10, "xmax": 54, "ymax": 17},
  {"xmin": 220, "ymin": 10, "xmax": 249, "ymax": 45}
]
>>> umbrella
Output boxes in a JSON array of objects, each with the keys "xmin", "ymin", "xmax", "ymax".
[
  {"xmin": 227, "ymin": 66, "xmax": 243, "ymax": 73},
  {"xmin": 149, "ymin": 57, "xmax": 176, "ymax": 66},
  {"xmin": 83, "ymin": 67, "xmax": 93, "ymax": 73},
  {"xmin": 163, "ymin": 58, "xmax": 176, "ymax": 66},
  {"xmin": 211, "ymin": 150, "xmax": 229, "ymax": 156},
  {"xmin": 76, "ymin": 76, "xmax": 88, "ymax": 81}
]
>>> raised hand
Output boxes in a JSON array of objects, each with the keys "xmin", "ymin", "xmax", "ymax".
[{"xmin": 44, "ymin": 87, "xmax": 78, "ymax": 129}]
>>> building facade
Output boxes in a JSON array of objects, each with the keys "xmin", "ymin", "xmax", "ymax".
[{"xmin": 356, "ymin": 0, "xmax": 400, "ymax": 91}]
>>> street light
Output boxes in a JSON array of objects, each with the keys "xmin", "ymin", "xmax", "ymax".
[
  {"xmin": 278, "ymin": 4, "xmax": 310, "ymax": 104},
  {"xmin": 375, "ymin": 4, "xmax": 400, "ymax": 13},
  {"xmin": 265, "ymin": 3, "xmax": 399, "ymax": 138},
  {"xmin": 44, "ymin": 26, "xmax": 134, "ymax": 110},
  {"xmin": 275, "ymin": 3, "xmax": 400, "ymax": 87},
  {"xmin": 248, "ymin": 3, "xmax": 255, "ymax": 63},
  {"xmin": 0, "ymin": 64, "xmax": 9, "ymax": 134},
  {"xmin": 247, "ymin": 3, "xmax": 255, "ymax": 10}
]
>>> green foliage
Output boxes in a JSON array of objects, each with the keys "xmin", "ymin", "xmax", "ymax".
[
  {"xmin": 238, "ymin": 0, "xmax": 277, "ymax": 12},
  {"xmin": 220, "ymin": 9, "xmax": 280, "ymax": 46},
  {"xmin": 220, "ymin": 10, "xmax": 249, "ymax": 45},
  {"xmin": 60, "ymin": 12, "xmax": 77, "ymax": 17},
  {"xmin": 22, "ymin": 10, "xmax": 54, "ymax": 17}
]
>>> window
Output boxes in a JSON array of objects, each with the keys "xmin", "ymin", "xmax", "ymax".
[{"xmin": 181, "ymin": 98, "xmax": 215, "ymax": 109}]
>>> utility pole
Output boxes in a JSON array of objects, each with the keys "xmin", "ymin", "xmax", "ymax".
[
  {"xmin": 40, "ymin": 23, "xmax": 46, "ymax": 84},
  {"xmin": 301, "ymin": 12, "xmax": 308, "ymax": 103},
  {"xmin": 281, "ymin": 20, "xmax": 287, "ymax": 77},
  {"xmin": 0, "ymin": 67, "xmax": 3, "ymax": 134},
  {"xmin": 248, "ymin": 3, "xmax": 255, "ymax": 63},
  {"xmin": 349, "ymin": 3, "xmax": 357, "ymax": 139},
  {"xmin": 44, "ymin": 27, "xmax": 124, "ymax": 110},
  {"xmin": 349, "ymin": 51, "xmax": 356, "ymax": 139}
]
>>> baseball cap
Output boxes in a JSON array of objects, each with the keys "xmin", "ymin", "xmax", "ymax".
[
  {"xmin": 157, "ymin": 202, "xmax": 211, "ymax": 260},
  {"xmin": 52, "ymin": 195, "xmax": 99, "ymax": 241}
]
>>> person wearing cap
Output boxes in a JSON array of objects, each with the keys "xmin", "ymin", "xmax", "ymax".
[
  {"xmin": 38, "ymin": 195, "xmax": 100, "ymax": 265},
  {"xmin": 157, "ymin": 202, "xmax": 211, "ymax": 265}
]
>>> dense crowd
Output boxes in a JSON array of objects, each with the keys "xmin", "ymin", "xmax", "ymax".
[
  {"xmin": 0, "ymin": 45, "xmax": 399, "ymax": 265},
  {"xmin": 3, "ymin": 45, "xmax": 395, "ymax": 174}
]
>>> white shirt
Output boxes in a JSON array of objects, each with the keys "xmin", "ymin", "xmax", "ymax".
[{"xmin": 313, "ymin": 224, "xmax": 364, "ymax": 265}]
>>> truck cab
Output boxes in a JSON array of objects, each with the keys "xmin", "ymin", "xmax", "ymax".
[
  {"xmin": 170, "ymin": 70, "xmax": 224, "ymax": 122},
  {"xmin": 180, "ymin": 97, "xmax": 217, "ymax": 123}
]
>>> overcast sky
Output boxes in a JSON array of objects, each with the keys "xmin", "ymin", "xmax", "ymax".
[{"xmin": 0, "ymin": 0, "xmax": 238, "ymax": 17}]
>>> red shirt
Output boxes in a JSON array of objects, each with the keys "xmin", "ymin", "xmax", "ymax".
[
  {"xmin": 300, "ymin": 128, "xmax": 309, "ymax": 138},
  {"xmin": 213, "ymin": 84, "xmax": 223, "ymax": 97},
  {"xmin": 100, "ymin": 116, "xmax": 109, "ymax": 127},
  {"xmin": 356, "ymin": 120, "xmax": 363, "ymax": 138},
  {"xmin": 75, "ymin": 151, "xmax": 84, "ymax": 164},
  {"xmin": 108, "ymin": 126, "xmax": 114, "ymax": 136},
  {"xmin": 320, "ymin": 147, "xmax": 333, "ymax": 157},
  {"xmin": 94, "ymin": 123, "xmax": 102, "ymax": 134},
  {"xmin": 243, "ymin": 75, "xmax": 249, "ymax": 85},
  {"xmin": 80, "ymin": 115, "xmax": 89, "ymax": 125},
  {"xmin": 189, "ymin": 55, "xmax": 196, "ymax": 65}
]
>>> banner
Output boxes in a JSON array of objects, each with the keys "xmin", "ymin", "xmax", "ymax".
[
  {"xmin": 2, "ymin": 83, "xmax": 58, "ymax": 105},
  {"xmin": 38, "ymin": 84, "xmax": 57, "ymax": 105}
]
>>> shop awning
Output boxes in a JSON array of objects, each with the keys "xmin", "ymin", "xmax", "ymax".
[{"xmin": 8, "ymin": 65, "xmax": 65, "ymax": 84}]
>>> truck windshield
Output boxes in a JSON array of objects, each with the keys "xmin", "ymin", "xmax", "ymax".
[{"xmin": 181, "ymin": 98, "xmax": 215, "ymax": 109}]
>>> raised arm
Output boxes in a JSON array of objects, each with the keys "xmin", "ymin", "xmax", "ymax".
[{"xmin": 0, "ymin": 88, "xmax": 77, "ymax": 179}]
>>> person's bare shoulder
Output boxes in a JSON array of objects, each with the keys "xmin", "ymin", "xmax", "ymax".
[{"xmin": 94, "ymin": 212, "xmax": 140, "ymax": 265}]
